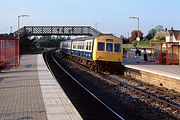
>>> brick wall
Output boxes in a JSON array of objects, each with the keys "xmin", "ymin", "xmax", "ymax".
[{"xmin": 125, "ymin": 68, "xmax": 180, "ymax": 92}]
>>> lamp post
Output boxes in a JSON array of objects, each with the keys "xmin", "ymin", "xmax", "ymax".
[
  {"xmin": 129, "ymin": 16, "xmax": 140, "ymax": 47},
  {"xmin": 17, "ymin": 15, "xmax": 29, "ymax": 64}
]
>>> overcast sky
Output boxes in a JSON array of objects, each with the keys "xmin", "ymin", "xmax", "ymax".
[{"xmin": 0, "ymin": 0, "xmax": 179, "ymax": 37}]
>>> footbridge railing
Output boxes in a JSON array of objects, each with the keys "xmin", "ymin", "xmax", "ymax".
[{"xmin": 14, "ymin": 26, "xmax": 103, "ymax": 36}]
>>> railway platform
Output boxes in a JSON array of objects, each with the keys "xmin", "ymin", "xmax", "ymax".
[
  {"xmin": 122, "ymin": 58, "xmax": 180, "ymax": 92},
  {"xmin": 0, "ymin": 54, "xmax": 82, "ymax": 120}
]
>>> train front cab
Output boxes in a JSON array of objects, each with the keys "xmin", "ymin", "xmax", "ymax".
[{"xmin": 93, "ymin": 35, "xmax": 124, "ymax": 74}]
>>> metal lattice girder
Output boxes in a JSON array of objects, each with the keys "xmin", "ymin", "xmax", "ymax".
[{"xmin": 14, "ymin": 26, "xmax": 103, "ymax": 36}]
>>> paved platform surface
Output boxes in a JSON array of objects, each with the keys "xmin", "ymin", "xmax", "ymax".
[
  {"xmin": 0, "ymin": 54, "xmax": 82, "ymax": 120},
  {"xmin": 122, "ymin": 58, "xmax": 180, "ymax": 80}
]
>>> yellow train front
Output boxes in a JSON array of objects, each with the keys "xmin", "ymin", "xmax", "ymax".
[
  {"xmin": 92, "ymin": 35, "xmax": 124, "ymax": 74},
  {"xmin": 60, "ymin": 34, "xmax": 124, "ymax": 74}
]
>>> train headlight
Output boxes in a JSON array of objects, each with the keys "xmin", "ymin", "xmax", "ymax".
[{"xmin": 97, "ymin": 56, "xmax": 101, "ymax": 60}]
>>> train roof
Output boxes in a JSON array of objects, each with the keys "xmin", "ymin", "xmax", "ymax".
[
  {"xmin": 72, "ymin": 36, "xmax": 97, "ymax": 41},
  {"xmin": 65, "ymin": 34, "xmax": 115, "ymax": 42}
]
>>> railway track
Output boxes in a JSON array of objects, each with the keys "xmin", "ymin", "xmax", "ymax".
[
  {"xmin": 43, "ymin": 51, "xmax": 125, "ymax": 120},
  {"xmin": 106, "ymin": 75, "xmax": 180, "ymax": 112},
  {"xmin": 120, "ymin": 75, "xmax": 180, "ymax": 105},
  {"xmin": 53, "ymin": 51, "xmax": 179, "ymax": 119}
]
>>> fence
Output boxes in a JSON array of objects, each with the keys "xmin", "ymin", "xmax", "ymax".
[{"xmin": 0, "ymin": 37, "xmax": 19, "ymax": 68}]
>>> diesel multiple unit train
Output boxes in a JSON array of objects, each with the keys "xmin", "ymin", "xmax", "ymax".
[{"xmin": 59, "ymin": 34, "xmax": 124, "ymax": 74}]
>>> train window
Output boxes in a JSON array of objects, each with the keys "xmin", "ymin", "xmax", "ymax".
[
  {"xmin": 86, "ymin": 42, "xmax": 89, "ymax": 50},
  {"xmin": 114, "ymin": 44, "xmax": 121, "ymax": 52},
  {"xmin": 89, "ymin": 42, "xmax": 92, "ymax": 50},
  {"xmin": 106, "ymin": 39, "xmax": 113, "ymax": 42},
  {"xmin": 106, "ymin": 43, "xmax": 113, "ymax": 52},
  {"xmin": 68, "ymin": 43, "xmax": 71, "ymax": 48},
  {"xmin": 81, "ymin": 42, "xmax": 84, "ymax": 50},
  {"xmin": 98, "ymin": 42, "xmax": 104, "ymax": 51}
]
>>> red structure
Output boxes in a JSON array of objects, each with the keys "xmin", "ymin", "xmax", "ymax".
[
  {"xmin": 0, "ymin": 37, "xmax": 19, "ymax": 68},
  {"xmin": 150, "ymin": 42, "xmax": 179, "ymax": 64},
  {"xmin": 166, "ymin": 42, "xmax": 180, "ymax": 64}
]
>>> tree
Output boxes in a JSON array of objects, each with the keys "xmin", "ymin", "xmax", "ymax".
[
  {"xmin": 151, "ymin": 36, "xmax": 165, "ymax": 42},
  {"xmin": 145, "ymin": 25, "xmax": 165, "ymax": 41},
  {"xmin": 130, "ymin": 30, "xmax": 143, "ymax": 43},
  {"xmin": 67, "ymin": 36, "xmax": 71, "ymax": 40},
  {"xmin": 132, "ymin": 41, "xmax": 138, "ymax": 48},
  {"xmin": 146, "ymin": 28, "xmax": 156, "ymax": 40},
  {"xmin": 123, "ymin": 37, "xmax": 130, "ymax": 44},
  {"xmin": 155, "ymin": 25, "xmax": 164, "ymax": 32},
  {"xmin": 120, "ymin": 36, "xmax": 129, "ymax": 44},
  {"xmin": 36, "ymin": 36, "xmax": 70, "ymax": 48},
  {"xmin": 19, "ymin": 32, "xmax": 32, "ymax": 53}
]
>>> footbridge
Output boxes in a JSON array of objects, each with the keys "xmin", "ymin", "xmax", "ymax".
[{"xmin": 15, "ymin": 26, "xmax": 103, "ymax": 36}]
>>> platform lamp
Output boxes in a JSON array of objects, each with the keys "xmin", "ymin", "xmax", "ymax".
[
  {"xmin": 129, "ymin": 16, "xmax": 140, "ymax": 48},
  {"xmin": 17, "ymin": 15, "xmax": 29, "ymax": 65}
]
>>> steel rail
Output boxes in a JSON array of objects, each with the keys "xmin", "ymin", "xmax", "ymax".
[
  {"xmin": 56, "ymin": 52, "xmax": 180, "ymax": 113},
  {"xmin": 50, "ymin": 51, "xmax": 125, "ymax": 120}
]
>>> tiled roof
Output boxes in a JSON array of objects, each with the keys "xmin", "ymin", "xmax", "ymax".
[
  {"xmin": 168, "ymin": 30, "xmax": 180, "ymax": 41},
  {"xmin": 155, "ymin": 31, "xmax": 168, "ymax": 37}
]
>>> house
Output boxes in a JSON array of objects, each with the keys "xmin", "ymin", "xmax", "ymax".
[
  {"xmin": 154, "ymin": 31, "xmax": 167, "ymax": 38},
  {"xmin": 166, "ymin": 28, "xmax": 180, "ymax": 44}
]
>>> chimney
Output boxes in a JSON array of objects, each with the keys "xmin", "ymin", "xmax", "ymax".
[
  {"xmin": 171, "ymin": 27, "xmax": 174, "ymax": 30},
  {"xmin": 165, "ymin": 28, "xmax": 167, "ymax": 32}
]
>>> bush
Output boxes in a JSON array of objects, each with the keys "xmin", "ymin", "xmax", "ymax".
[{"xmin": 132, "ymin": 41, "xmax": 137, "ymax": 48}]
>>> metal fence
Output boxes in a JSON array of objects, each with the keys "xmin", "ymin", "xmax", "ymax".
[{"xmin": 0, "ymin": 37, "xmax": 19, "ymax": 68}]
